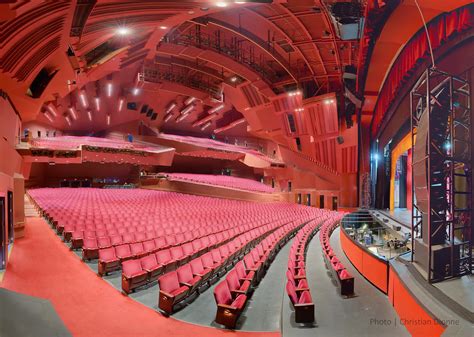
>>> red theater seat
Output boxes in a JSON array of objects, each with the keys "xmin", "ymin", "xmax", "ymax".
[
  {"xmin": 189, "ymin": 258, "xmax": 212, "ymax": 283},
  {"xmin": 226, "ymin": 269, "xmax": 252, "ymax": 297},
  {"xmin": 82, "ymin": 238, "xmax": 99, "ymax": 260},
  {"xmin": 177, "ymin": 264, "xmax": 202, "ymax": 294},
  {"xmin": 286, "ymin": 281, "xmax": 314, "ymax": 324},
  {"xmin": 156, "ymin": 249, "xmax": 177, "ymax": 272},
  {"xmin": 115, "ymin": 244, "xmax": 134, "ymax": 262},
  {"xmin": 158, "ymin": 272, "xmax": 189, "ymax": 314},
  {"xmin": 122, "ymin": 259, "xmax": 148, "ymax": 294},
  {"xmin": 98, "ymin": 247, "xmax": 120, "ymax": 276},
  {"xmin": 213, "ymin": 281, "xmax": 247, "ymax": 329},
  {"xmin": 140, "ymin": 254, "xmax": 163, "ymax": 281}
]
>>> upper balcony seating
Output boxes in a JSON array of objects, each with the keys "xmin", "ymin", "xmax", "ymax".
[
  {"xmin": 166, "ymin": 173, "xmax": 275, "ymax": 193},
  {"xmin": 319, "ymin": 216, "xmax": 355, "ymax": 297}
]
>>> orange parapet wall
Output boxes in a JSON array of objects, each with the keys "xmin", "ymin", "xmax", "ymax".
[
  {"xmin": 388, "ymin": 266, "xmax": 446, "ymax": 337},
  {"xmin": 340, "ymin": 229, "xmax": 388, "ymax": 293}
]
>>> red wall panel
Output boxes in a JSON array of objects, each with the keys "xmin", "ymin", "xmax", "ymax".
[{"xmin": 389, "ymin": 266, "xmax": 446, "ymax": 337}]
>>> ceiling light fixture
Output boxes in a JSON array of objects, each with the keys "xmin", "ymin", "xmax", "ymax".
[
  {"xmin": 184, "ymin": 96, "xmax": 196, "ymax": 105},
  {"xmin": 43, "ymin": 111, "xmax": 54, "ymax": 123},
  {"xmin": 165, "ymin": 102, "xmax": 177, "ymax": 114},
  {"xmin": 68, "ymin": 106, "xmax": 78, "ymax": 120},
  {"xmin": 160, "ymin": 26, "xmax": 168, "ymax": 30},
  {"xmin": 47, "ymin": 104, "xmax": 58, "ymax": 117},
  {"xmin": 79, "ymin": 92, "xmax": 88, "ymax": 108},
  {"xmin": 163, "ymin": 112, "xmax": 174, "ymax": 122},
  {"xmin": 95, "ymin": 97, "xmax": 100, "ymax": 111},
  {"xmin": 216, "ymin": 2, "xmax": 228, "ymax": 8},
  {"xmin": 106, "ymin": 114, "xmax": 111, "ymax": 125},
  {"xmin": 107, "ymin": 83, "xmax": 113, "ymax": 97},
  {"xmin": 180, "ymin": 104, "xmax": 195, "ymax": 115},
  {"xmin": 116, "ymin": 27, "xmax": 130, "ymax": 35},
  {"xmin": 87, "ymin": 110, "xmax": 93, "ymax": 121},
  {"xmin": 208, "ymin": 104, "xmax": 225, "ymax": 114},
  {"xmin": 65, "ymin": 116, "xmax": 72, "ymax": 126},
  {"xmin": 118, "ymin": 98, "xmax": 125, "ymax": 111},
  {"xmin": 200, "ymin": 121, "xmax": 213, "ymax": 131},
  {"xmin": 133, "ymin": 88, "xmax": 140, "ymax": 96}
]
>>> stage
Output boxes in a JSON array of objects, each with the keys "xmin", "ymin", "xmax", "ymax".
[{"xmin": 349, "ymin": 209, "xmax": 473, "ymax": 336}]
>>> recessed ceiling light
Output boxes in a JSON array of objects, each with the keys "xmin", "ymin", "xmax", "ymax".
[
  {"xmin": 116, "ymin": 27, "xmax": 130, "ymax": 35},
  {"xmin": 230, "ymin": 76, "xmax": 238, "ymax": 83}
]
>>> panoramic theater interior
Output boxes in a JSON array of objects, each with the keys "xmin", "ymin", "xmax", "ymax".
[{"xmin": 0, "ymin": 0, "xmax": 472, "ymax": 336}]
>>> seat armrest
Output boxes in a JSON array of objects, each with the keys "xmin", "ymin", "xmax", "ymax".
[{"xmin": 159, "ymin": 290, "xmax": 175, "ymax": 299}]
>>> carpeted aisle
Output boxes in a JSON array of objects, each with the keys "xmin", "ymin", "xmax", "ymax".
[{"xmin": 0, "ymin": 217, "xmax": 279, "ymax": 337}]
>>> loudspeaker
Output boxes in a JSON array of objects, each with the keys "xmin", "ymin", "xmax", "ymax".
[
  {"xmin": 146, "ymin": 108, "xmax": 153, "ymax": 118},
  {"xmin": 127, "ymin": 102, "xmax": 137, "ymax": 110},
  {"xmin": 151, "ymin": 113, "xmax": 158, "ymax": 121},
  {"xmin": 140, "ymin": 104, "xmax": 148, "ymax": 114},
  {"xmin": 337, "ymin": 136, "xmax": 344, "ymax": 144}
]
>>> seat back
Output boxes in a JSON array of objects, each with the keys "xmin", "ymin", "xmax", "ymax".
[
  {"xmin": 140, "ymin": 254, "xmax": 158, "ymax": 269},
  {"xmin": 115, "ymin": 244, "xmax": 131, "ymax": 255},
  {"xmin": 159, "ymin": 271, "xmax": 180, "ymax": 293},
  {"xmin": 214, "ymin": 281, "xmax": 232, "ymax": 306},
  {"xmin": 225, "ymin": 269, "xmax": 241, "ymax": 291},
  {"xmin": 99, "ymin": 247, "xmax": 115, "ymax": 260},
  {"xmin": 190, "ymin": 258, "xmax": 204, "ymax": 274},
  {"xmin": 122, "ymin": 259, "xmax": 143, "ymax": 275},
  {"xmin": 235, "ymin": 261, "xmax": 247, "ymax": 279},
  {"xmin": 177, "ymin": 264, "xmax": 193, "ymax": 283},
  {"xmin": 201, "ymin": 252, "xmax": 214, "ymax": 268},
  {"xmin": 298, "ymin": 290, "xmax": 312, "ymax": 304},
  {"xmin": 170, "ymin": 246, "xmax": 184, "ymax": 260},
  {"xmin": 211, "ymin": 249, "xmax": 222, "ymax": 263},
  {"xmin": 156, "ymin": 249, "xmax": 172, "ymax": 263},
  {"xmin": 182, "ymin": 242, "xmax": 194, "ymax": 256},
  {"xmin": 286, "ymin": 281, "xmax": 298, "ymax": 304}
]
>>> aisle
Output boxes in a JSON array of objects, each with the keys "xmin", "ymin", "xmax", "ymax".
[{"xmin": 281, "ymin": 227, "xmax": 410, "ymax": 337}]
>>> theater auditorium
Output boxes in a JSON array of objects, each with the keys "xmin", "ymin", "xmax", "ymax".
[{"xmin": 0, "ymin": 1, "xmax": 472, "ymax": 337}]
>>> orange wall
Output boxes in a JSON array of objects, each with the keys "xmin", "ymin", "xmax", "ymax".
[
  {"xmin": 388, "ymin": 266, "xmax": 446, "ymax": 337},
  {"xmin": 340, "ymin": 228, "xmax": 389, "ymax": 293}
]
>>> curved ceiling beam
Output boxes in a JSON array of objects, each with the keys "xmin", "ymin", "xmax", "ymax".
[
  {"xmin": 242, "ymin": 7, "xmax": 317, "ymax": 83},
  {"xmin": 275, "ymin": 4, "xmax": 328, "ymax": 77},
  {"xmin": 319, "ymin": 0, "xmax": 343, "ymax": 81},
  {"xmin": 193, "ymin": 16, "xmax": 298, "ymax": 85}
]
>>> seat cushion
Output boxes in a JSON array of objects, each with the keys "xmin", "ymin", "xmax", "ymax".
[
  {"xmin": 171, "ymin": 285, "xmax": 189, "ymax": 297},
  {"xmin": 231, "ymin": 294, "xmax": 247, "ymax": 309}
]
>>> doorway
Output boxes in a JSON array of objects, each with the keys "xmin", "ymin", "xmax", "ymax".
[
  {"xmin": 0, "ymin": 197, "xmax": 6, "ymax": 270},
  {"xmin": 306, "ymin": 194, "xmax": 311, "ymax": 206},
  {"xmin": 332, "ymin": 196, "xmax": 338, "ymax": 211},
  {"xmin": 319, "ymin": 195, "xmax": 324, "ymax": 209},
  {"xmin": 297, "ymin": 193, "xmax": 302, "ymax": 204},
  {"xmin": 7, "ymin": 191, "xmax": 13, "ymax": 243}
]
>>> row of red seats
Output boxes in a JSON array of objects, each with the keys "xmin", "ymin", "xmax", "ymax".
[
  {"xmin": 213, "ymin": 219, "xmax": 308, "ymax": 329},
  {"xmin": 319, "ymin": 216, "xmax": 355, "ymax": 297},
  {"xmin": 157, "ymin": 220, "xmax": 294, "ymax": 314},
  {"xmin": 166, "ymin": 173, "xmax": 275, "ymax": 193},
  {"xmin": 104, "ymin": 219, "xmax": 285, "ymax": 289},
  {"xmin": 286, "ymin": 218, "xmax": 323, "ymax": 324}
]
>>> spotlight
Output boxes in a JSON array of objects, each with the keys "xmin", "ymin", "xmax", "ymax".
[
  {"xmin": 94, "ymin": 97, "xmax": 100, "ymax": 111},
  {"xmin": 184, "ymin": 96, "xmax": 196, "ymax": 105},
  {"xmin": 87, "ymin": 110, "xmax": 93, "ymax": 121},
  {"xmin": 180, "ymin": 104, "xmax": 195, "ymax": 115},
  {"xmin": 230, "ymin": 76, "xmax": 238, "ymax": 83},
  {"xmin": 47, "ymin": 104, "xmax": 58, "ymax": 117},
  {"xmin": 118, "ymin": 98, "xmax": 125, "ymax": 111},
  {"xmin": 200, "ymin": 121, "xmax": 213, "ymax": 131},
  {"xmin": 65, "ymin": 116, "xmax": 72, "ymax": 126},
  {"xmin": 444, "ymin": 141, "xmax": 451, "ymax": 151},
  {"xmin": 132, "ymin": 88, "xmax": 140, "ymax": 96},
  {"xmin": 79, "ymin": 92, "xmax": 88, "ymax": 108},
  {"xmin": 164, "ymin": 112, "xmax": 174, "ymax": 122},
  {"xmin": 160, "ymin": 26, "xmax": 168, "ymax": 30},
  {"xmin": 116, "ymin": 27, "xmax": 130, "ymax": 35},
  {"xmin": 208, "ymin": 104, "xmax": 225, "ymax": 114},
  {"xmin": 216, "ymin": 2, "xmax": 228, "ymax": 7},
  {"xmin": 372, "ymin": 153, "xmax": 380, "ymax": 162},
  {"xmin": 165, "ymin": 102, "xmax": 177, "ymax": 114},
  {"xmin": 43, "ymin": 111, "xmax": 53, "ymax": 123},
  {"xmin": 107, "ymin": 83, "xmax": 113, "ymax": 97},
  {"xmin": 68, "ymin": 106, "xmax": 78, "ymax": 120}
]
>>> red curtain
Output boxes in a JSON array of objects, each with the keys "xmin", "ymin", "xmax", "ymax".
[{"xmin": 371, "ymin": 5, "xmax": 474, "ymax": 137}]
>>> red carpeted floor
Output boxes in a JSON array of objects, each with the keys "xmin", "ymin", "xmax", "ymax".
[{"xmin": 0, "ymin": 217, "xmax": 279, "ymax": 337}]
